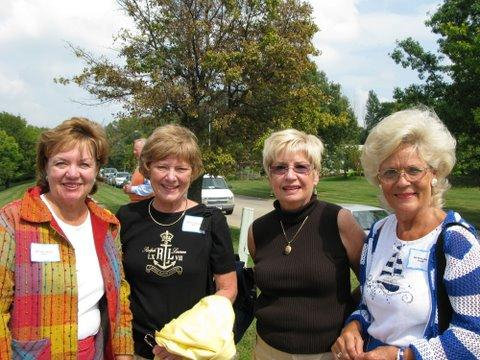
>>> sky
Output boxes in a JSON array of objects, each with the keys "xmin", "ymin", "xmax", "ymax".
[{"xmin": 0, "ymin": 0, "xmax": 442, "ymax": 129}]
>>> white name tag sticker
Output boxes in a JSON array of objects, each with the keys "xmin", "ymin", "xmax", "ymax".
[
  {"xmin": 407, "ymin": 248, "xmax": 429, "ymax": 271},
  {"xmin": 31, "ymin": 243, "xmax": 61, "ymax": 262},
  {"xmin": 182, "ymin": 215, "xmax": 205, "ymax": 234}
]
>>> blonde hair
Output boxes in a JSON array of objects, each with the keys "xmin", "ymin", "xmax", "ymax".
[
  {"xmin": 361, "ymin": 107, "xmax": 456, "ymax": 208},
  {"xmin": 140, "ymin": 124, "xmax": 203, "ymax": 181},
  {"xmin": 262, "ymin": 128, "xmax": 324, "ymax": 175},
  {"xmin": 36, "ymin": 117, "xmax": 108, "ymax": 194}
]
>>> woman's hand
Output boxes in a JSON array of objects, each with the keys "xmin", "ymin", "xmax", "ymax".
[
  {"xmin": 354, "ymin": 345, "xmax": 400, "ymax": 360},
  {"xmin": 331, "ymin": 320, "xmax": 364, "ymax": 360},
  {"xmin": 152, "ymin": 345, "xmax": 183, "ymax": 360}
]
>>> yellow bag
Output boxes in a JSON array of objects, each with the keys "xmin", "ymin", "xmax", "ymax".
[{"xmin": 154, "ymin": 295, "xmax": 236, "ymax": 360}]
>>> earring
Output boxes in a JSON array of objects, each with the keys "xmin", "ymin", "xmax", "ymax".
[
  {"xmin": 45, "ymin": 175, "xmax": 48, "ymax": 181},
  {"xmin": 431, "ymin": 178, "xmax": 438, "ymax": 187}
]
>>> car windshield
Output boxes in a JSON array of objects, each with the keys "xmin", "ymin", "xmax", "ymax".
[
  {"xmin": 117, "ymin": 172, "xmax": 129, "ymax": 177},
  {"xmin": 353, "ymin": 210, "xmax": 388, "ymax": 230},
  {"xmin": 202, "ymin": 177, "xmax": 228, "ymax": 189}
]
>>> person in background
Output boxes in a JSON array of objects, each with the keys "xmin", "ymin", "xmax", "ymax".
[
  {"xmin": 116, "ymin": 124, "xmax": 237, "ymax": 360},
  {"xmin": 248, "ymin": 128, "xmax": 365, "ymax": 360},
  {"xmin": 0, "ymin": 117, "xmax": 133, "ymax": 359},
  {"xmin": 332, "ymin": 108, "xmax": 480, "ymax": 360},
  {"xmin": 123, "ymin": 138, "xmax": 154, "ymax": 202}
]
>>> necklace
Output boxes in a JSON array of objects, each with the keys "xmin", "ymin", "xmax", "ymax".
[
  {"xmin": 148, "ymin": 198, "xmax": 188, "ymax": 227},
  {"xmin": 279, "ymin": 216, "xmax": 309, "ymax": 255}
]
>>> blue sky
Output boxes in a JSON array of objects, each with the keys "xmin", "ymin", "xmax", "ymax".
[{"xmin": 0, "ymin": 0, "xmax": 441, "ymax": 128}]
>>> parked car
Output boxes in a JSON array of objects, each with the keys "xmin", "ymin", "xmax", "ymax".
[
  {"xmin": 113, "ymin": 172, "xmax": 131, "ymax": 188},
  {"xmin": 339, "ymin": 203, "xmax": 389, "ymax": 234},
  {"xmin": 201, "ymin": 175, "xmax": 235, "ymax": 215},
  {"xmin": 101, "ymin": 167, "xmax": 117, "ymax": 183}
]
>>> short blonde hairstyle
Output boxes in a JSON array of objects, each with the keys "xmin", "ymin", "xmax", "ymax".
[
  {"xmin": 140, "ymin": 124, "xmax": 203, "ymax": 181},
  {"xmin": 36, "ymin": 117, "xmax": 109, "ymax": 194},
  {"xmin": 361, "ymin": 107, "xmax": 456, "ymax": 208},
  {"xmin": 262, "ymin": 129, "xmax": 324, "ymax": 175}
]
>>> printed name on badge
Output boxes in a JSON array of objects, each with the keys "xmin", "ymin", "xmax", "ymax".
[
  {"xmin": 31, "ymin": 243, "xmax": 61, "ymax": 262},
  {"xmin": 182, "ymin": 215, "xmax": 205, "ymax": 234},
  {"xmin": 407, "ymin": 248, "xmax": 429, "ymax": 271}
]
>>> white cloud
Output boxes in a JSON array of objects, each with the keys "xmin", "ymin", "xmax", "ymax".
[{"xmin": 0, "ymin": 69, "xmax": 26, "ymax": 96}]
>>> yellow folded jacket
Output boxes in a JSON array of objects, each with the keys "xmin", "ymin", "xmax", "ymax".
[{"xmin": 154, "ymin": 295, "xmax": 236, "ymax": 360}]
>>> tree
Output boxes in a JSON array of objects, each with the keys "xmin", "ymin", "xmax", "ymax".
[
  {"xmin": 57, "ymin": 0, "xmax": 328, "ymax": 173},
  {"xmin": 364, "ymin": 90, "xmax": 381, "ymax": 131},
  {"xmin": 390, "ymin": 0, "xmax": 480, "ymax": 178},
  {"xmin": 0, "ymin": 130, "xmax": 22, "ymax": 188},
  {"xmin": 0, "ymin": 112, "xmax": 43, "ymax": 181}
]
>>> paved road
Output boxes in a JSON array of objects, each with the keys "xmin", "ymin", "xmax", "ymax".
[{"xmin": 226, "ymin": 195, "xmax": 275, "ymax": 228}]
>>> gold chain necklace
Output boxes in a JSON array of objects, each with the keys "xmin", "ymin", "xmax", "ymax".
[
  {"xmin": 148, "ymin": 198, "xmax": 187, "ymax": 227},
  {"xmin": 279, "ymin": 216, "xmax": 309, "ymax": 255}
]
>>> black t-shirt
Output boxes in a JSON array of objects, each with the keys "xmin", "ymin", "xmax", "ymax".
[{"xmin": 116, "ymin": 199, "xmax": 235, "ymax": 358}]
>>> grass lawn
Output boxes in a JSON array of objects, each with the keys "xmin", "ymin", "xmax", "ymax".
[{"xmin": 1, "ymin": 178, "xmax": 478, "ymax": 358}]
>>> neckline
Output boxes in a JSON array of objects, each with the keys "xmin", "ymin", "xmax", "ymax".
[{"xmin": 274, "ymin": 195, "xmax": 317, "ymax": 224}]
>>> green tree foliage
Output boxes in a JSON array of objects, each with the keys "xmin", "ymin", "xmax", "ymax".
[
  {"xmin": 313, "ymin": 71, "xmax": 362, "ymax": 176},
  {"xmin": 390, "ymin": 0, "xmax": 480, "ymax": 178},
  {"xmin": 57, "ymin": 0, "xmax": 335, "ymax": 172},
  {"xmin": 0, "ymin": 130, "xmax": 22, "ymax": 187},
  {"xmin": 0, "ymin": 112, "xmax": 43, "ymax": 181}
]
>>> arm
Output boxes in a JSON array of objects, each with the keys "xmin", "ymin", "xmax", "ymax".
[
  {"xmin": 0, "ymin": 225, "xmax": 14, "ymax": 358},
  {"xmin": 124, "ymin": 180, "xmax": 153, "ymax": 196},
  {"xmin": 409, "ymin": 225, "xmax": 480, "ymax": 359},
  {"xmin": 338, "ymin": 208, "xmax": 365, "ymax": 275},
  {"xmin": 214, "ymin": 271, "xmax": 237, "ymax": 302},
  {"xmin": 209, "ymin": 209, "xmax": 237, "ymax": 302},
  {"xmin": 247, "ymin": 225, "xmax": 255, "ymax": 259}
]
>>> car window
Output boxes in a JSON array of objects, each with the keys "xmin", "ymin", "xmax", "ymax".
[
  {"xmin": 202, "ymin": 177, "xmax": 228, "ymax": 189},
  {"xmin": 353, "ymin": 210, "xmax": 388, "ymax": 230}
]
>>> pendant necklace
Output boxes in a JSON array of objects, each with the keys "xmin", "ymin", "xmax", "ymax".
[
  {"xmin": 148, "ymin": 198, "xmax": 188, "ymax": 227},
  {"xmin": 279, "ymin": 215, "xmax": 309, "ymax": 255}
]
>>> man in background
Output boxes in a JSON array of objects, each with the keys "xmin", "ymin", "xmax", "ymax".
[{"xmin": 123, "ymin": 138, "xmax": 153, "ymax": 202}]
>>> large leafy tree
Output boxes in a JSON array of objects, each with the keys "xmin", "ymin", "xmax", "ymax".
[
  {"xmin": 390, "ymin": 0, "xmax": 480, "ymax": 177},
  {"xmin": 0, "ymin": 130, "xmax": 22, "ymax": 188},
  {"xmin": 58, "ymin": 0, "xmax": 324, "ymax": 172},
  {"xmin": 0, "ymin": 112, "xmax": 43, "ymax": 181}
]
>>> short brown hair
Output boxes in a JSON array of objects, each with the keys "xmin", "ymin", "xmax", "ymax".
[
  {"xmin": 36, "ymin": 117, "xmax": 109, "ymax": 194},
  {"xmin": 140, "ymin": 124, "xmax": 203, "ymax": 181}
]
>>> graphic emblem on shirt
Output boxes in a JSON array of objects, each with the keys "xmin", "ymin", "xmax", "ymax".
[
  {"xmin": 366, "ymin": 244, "xmax": 413, "ymax": 304},
  {"xmin": 143, "ymin": 230, "xmax": 186, "ymax": 277}
]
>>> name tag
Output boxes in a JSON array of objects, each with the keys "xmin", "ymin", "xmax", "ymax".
[
  {"xmin": 407, "ymin": 248, "xmax": 429, "ymax": 271},
  {"xmin": 31, "ymin": 243, "xmax": 60, "ymax": 262},
  {"xmin": 182, "ymin": 215, "xmax": 205, "ymax": 234}
]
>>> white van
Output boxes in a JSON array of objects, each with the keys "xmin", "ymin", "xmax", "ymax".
[{"xmin": 201, "ymin": 175, "xmax": 235, "ymax": 214}]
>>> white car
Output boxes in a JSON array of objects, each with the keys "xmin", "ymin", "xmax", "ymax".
[
  {"xmin": 114, "ymin": 172, "xmax": 131, "ymax": 188},
  {"xmin": 339, "ymin": 203, "xmax": 389, "ymax": 234},
  {"xmin": 201, "ymin": 175, "xmax": 235, "ymax": 215}
]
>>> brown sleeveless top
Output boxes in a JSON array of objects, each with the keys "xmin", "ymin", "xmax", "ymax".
[{"xmin": 252, "ymin": 197, "xmax": 354, "ymax": 354}]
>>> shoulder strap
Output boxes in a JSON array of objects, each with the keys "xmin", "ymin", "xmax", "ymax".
[{"xmin": 436, "ymin": 228, "xmax": 452, "ymax": 333}]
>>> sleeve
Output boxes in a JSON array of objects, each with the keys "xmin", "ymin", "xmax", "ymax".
[
  {"xmin": 209, "ymin": 209, "xmax": 236, "ymax": 275},
  {"xmin": 111, "ymin": 225, "xmax": 134, "ymax": 355},
  {"xmin": 0, "ymin": 221, "xmax": 15, "ymax": 358},
  {"xmin": 410, "ymin": 225, "xmax": 480, "ymax": 359},
  {"xmin": 130, "ymin": 179, "xmax": 153, "ymax": 196}
]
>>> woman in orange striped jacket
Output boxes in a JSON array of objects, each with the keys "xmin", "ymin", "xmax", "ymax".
[{"xmin": 0, "ymin": 118, "xmax": 133, "ymax": 359}]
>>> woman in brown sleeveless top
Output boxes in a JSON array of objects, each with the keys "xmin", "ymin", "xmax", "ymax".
[{"xmin": 248, "ymin": 129, "xmax": 365, "ymax": 359}]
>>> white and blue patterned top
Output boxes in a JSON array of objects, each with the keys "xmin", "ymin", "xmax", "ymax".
[{"xmin": 347, "ymin": 210, "xmax": 480, "ymax": 359}]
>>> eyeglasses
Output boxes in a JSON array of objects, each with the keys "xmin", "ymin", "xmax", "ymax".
[
  {"xmin": 377, "ymin": 166, "xmax": 429, "ymax": 184},
  {"xmin": 269, "ymin": 163, "xmax": 313, "ymax": 176},
  {"xmin": 153, "ymin": 165, "xmax": 191, "ymax": 175}
]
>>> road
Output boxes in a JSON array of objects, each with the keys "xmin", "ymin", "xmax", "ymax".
[{"xmin": 226, "ymin": 195, "xmax": 275, "ymax": 228}]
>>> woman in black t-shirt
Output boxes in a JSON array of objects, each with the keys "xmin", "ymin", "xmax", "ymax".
[{"xmin": 116, "ymin": 124, "xmax": 237, "ymax": 360}]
